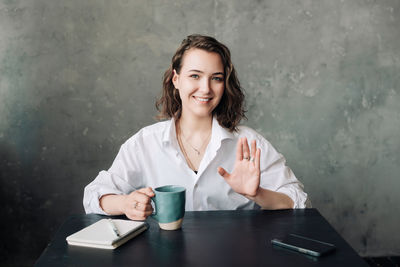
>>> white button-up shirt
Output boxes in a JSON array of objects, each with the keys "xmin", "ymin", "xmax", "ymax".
[{"xmin": 83, "ymin": 118, "xmax": 308, "ymax": 214}]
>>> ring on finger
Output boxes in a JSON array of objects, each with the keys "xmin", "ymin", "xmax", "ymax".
[
  {"xmin": 133, "ymin": 202, "xmax": 138, "ymax": 209},
  {"xmin": 243, "ymin": 156, "xmax": 250, "ymax": 160},
  {"xmin": 250, "ymin": 157, "xmax": 254, "ymax": 162}
]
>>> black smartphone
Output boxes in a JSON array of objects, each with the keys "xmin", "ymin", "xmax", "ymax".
[{"xmin": 271, "ymin": 234, "xmax": 336, "ymax": 257}]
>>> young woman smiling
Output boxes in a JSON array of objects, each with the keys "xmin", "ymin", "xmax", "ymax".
[{"xmin": 83, "ymin": 35, "xmax": 309, "ymax": 221}]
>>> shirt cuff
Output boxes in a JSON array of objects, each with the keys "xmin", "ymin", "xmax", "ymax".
[
  {"xmin": 83, "ymin": 187, "xmax": 124, "ymax": 215},
  {"xmin": 277, "ymin": 186, "xmax": 308, "ymax": 209}
]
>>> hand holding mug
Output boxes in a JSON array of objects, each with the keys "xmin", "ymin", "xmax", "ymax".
[{"xmin": 122, "ymin": 187, "xmax": 155, "ymax": 221}]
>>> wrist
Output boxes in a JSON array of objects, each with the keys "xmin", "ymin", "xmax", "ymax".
[
  {"xmin": 118, "ymin": 194, "xmax": 128, "ymax": 214},
  {"xmin": 245, "ymin": 186, "xmax": 261, "ymax": 200},
  {"xmin": 99, "ymin": 194, "xmax": 127, "ymax": 215}
]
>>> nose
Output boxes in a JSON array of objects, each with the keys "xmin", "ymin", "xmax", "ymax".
[{"xmin": 199, "ymin": 77, "xmax": 211, "ymax": 93}]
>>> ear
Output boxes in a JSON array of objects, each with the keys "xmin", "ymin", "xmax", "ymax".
[{"xmin": 172, "ymin": 69, "xmax": 179, "ymax": 89}]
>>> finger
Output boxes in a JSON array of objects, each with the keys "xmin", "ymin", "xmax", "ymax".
[
  {"xmin": 126, "ymin": 213, "xmax": 140, "ymax": 221},
  {"xmin": 251, "ymin": 140, "xmax": 256, "ymax": 160},
  {"xmin": 135, "ymin": 202, "xmax": 153, "ymax": 212},
  {"xmin": 125, "ymin": 209, "xmax": 143, "ymax": 221},
  {"xmin": 129, "ymin": 209, "xmax": 153, "ymax": 221},
  {"xmin": 217, "ymin": 167, "xmax": 230, "ymax": 179},
  {"xmin": 128, "ymin": 207, "xmax": 148, "ymax": 220},
  {"xmin": 242, "ymin": 137, "xmax": 250, "ymax": 160},
  {"xmin": 255, "ymin": 148, "xmax": 261, "ymax": 171},
  {"xmin": 138, "ymin": 187, "xmax": 155, "ymax": 197},
  {"xmin": 143, "ymin": 209, "xmax": 153, "ymax": 217},
  {"xmin": 236, "ymin": 138, "xmax": 243, "ymax": 161},
  {"xmin": 143, "ymin": 203, "xmax": 153, "ymax": 212},
  {"xmin": 133, "ymin": 191, "xmax": 152, "ymax": 205},
  {"xmin": 136, "ymin": 207, "xmax": 152, "ymax": 218},
  {"xmin": 131, "ymin": 213, "xmax": 147, "ymax": 221}
]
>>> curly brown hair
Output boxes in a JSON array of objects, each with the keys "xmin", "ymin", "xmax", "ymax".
[{"xmin": 156, "ymin": 34, "xmax": 246, "ymax": 132}]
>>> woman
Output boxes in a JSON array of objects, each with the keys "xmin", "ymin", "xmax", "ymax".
[{"xmin": 83, "ymin": 34, "xmax": 308, "ymax": 221}]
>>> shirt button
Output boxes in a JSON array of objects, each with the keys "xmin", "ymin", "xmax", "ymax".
[{"xmin": 194, "ymin": 184, "xmax": 198, "ymax": 189}]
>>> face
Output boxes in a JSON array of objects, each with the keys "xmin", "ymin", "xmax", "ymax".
[{"xmin": 172, "ymin": 48, "xmax": 225, "ymax": 120}]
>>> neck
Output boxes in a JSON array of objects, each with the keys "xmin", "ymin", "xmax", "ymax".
[
  {"xmin": 178, "ymin": 114, "xmax": 213, "ymax": 136},
  {"xmin": 176, "ymin": 114, "xmax": 213, "ymax": 170}
]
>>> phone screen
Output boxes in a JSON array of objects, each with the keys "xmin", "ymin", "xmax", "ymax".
[{"xmin": 271, "ymin": 234, "xmax": 336, "ymax": 257}]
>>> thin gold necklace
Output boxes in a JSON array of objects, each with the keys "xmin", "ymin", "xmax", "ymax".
[
  {"xmin": 177, "ymin": 131, "xmax": 196, "ymax": 171},
  {"xmin": 179, "ymin": 126, "xmax": 211, "ymax": 156}
]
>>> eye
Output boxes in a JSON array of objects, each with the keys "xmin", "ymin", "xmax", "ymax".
[
  {"xmin": 212, "ymin": 76, "xmax": 224, "ymax": 82},
  {"xmin": 190, "ymin": 74, "xmax": 200, "ymax": 79}
]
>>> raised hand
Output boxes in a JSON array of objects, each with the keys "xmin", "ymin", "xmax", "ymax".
[{"xmin": 217, "ymin": 137, "xmax": 261, "ymax": 197}]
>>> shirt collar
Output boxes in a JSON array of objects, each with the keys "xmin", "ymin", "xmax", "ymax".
[
  {"xmin": 162, "ymin": 118, "xmax": 177, "ymax": 144},
  {"xmin": 211, "ymin": 117, "xmax": 235, "ymax": 143},
  {"xmin": 162, "ymin": 117, "xmax": 235, "ymax": 145}
]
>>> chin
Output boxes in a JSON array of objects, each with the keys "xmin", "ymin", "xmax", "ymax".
[
  {"xmin": 191, "ymin": 110, "xmax": 214, "ymax": 119},
  {"xmin": 184, "ymin": 103, "xmax": 218, "ymax": 119}
]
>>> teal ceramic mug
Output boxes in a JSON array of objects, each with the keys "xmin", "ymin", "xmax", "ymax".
[{"xmin": 151, "ymin": 185, "xmax": 186, "ymax": 230}]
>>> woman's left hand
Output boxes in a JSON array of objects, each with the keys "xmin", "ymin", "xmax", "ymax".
[{"xmin": 218, "ymin": 137, "xmax": 261, "ymax": 197}]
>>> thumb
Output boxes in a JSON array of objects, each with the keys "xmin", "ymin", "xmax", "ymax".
[
  {"xmin": 217, "ymin": 167, "xmax": 230, "ymax": 180},
  {"xmin": 139, "ymin": 187, "xmax": 155, "ymax": 197}
]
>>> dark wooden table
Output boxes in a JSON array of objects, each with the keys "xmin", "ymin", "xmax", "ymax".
[{"xmin": 36, "ymin": 209, "xmax": 368, "ymax": 266}]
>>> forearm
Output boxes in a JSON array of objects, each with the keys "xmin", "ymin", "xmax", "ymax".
[
  {"xmin": 246, "ymin": 187, "xmax": 294, "ymax": 210},
  {"xmin": 99, "ymin": 194, "xmax": 126, "ymax": 215}
]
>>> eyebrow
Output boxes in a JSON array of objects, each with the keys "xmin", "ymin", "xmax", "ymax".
[{"xmin": 188, "ymin": 69, "xmax": 224, "ymax": 76}]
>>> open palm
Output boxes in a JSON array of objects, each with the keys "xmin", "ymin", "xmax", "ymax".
[{"xmin": 218, "ymin": 137, "xmax": 261, "ymax": 197}]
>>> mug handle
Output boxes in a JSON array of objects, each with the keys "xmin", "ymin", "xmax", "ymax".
[{"xmin": 150, "ymin": 197, "xmax": 158, "ymax": 220}]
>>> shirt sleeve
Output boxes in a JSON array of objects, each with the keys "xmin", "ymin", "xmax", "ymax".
[
  {"xmin": 258, "ymin": 137, "xmax": 309, "ymax": 209},
  {"xmin": 83, "ymin": 139, "xmax": 143, "ymax": 214}
]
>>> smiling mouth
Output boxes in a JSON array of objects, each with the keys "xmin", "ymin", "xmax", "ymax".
[{"xmin": 194, "ymin": 96, "xmax": 212, "ymax": 102}]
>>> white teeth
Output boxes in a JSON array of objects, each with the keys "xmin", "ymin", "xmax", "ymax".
[{"xmin": 195, "ymin": 97, "xmax": 210, "ymax": 102}]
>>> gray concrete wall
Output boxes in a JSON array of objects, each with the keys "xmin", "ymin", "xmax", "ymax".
[{"xmin": 1, "ymin": 0, "xmax": 399, "ymax": 265}]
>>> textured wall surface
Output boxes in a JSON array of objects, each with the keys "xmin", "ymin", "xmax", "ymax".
[{"xmin": 1, "ymin": 0, "xmax": 399, "ymax": 265}]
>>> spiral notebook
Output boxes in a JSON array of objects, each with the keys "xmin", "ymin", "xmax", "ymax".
[{"xmin": 66, "ymin": 219, "xmax": 148, "ymax": 249}]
